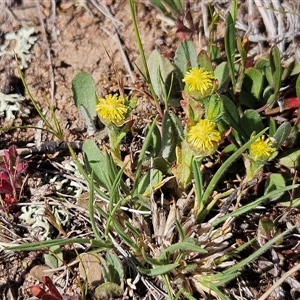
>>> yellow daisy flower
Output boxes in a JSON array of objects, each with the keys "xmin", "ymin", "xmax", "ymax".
[
  {"xmin": 186, "ymin": 119, "xmax": 221, "ymax": 156},
  {"xmin": 182, "ymin": 67, "xmax": 214, "ymax": 98},
  {"xmin": 249, "ymin": 135, "xmax": 276, "ymax": 161},
  {"xmin": 96, "ymin": 94, "xmax": 128, "ymax": 126}
]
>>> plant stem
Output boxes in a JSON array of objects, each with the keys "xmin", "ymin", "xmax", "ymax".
[
  {"xmin": 196, "ymin": 128, "xmax": 268, "ymax": 222},
  {"xmin": 128, "ymin": 0, "xmax": 163, "ymax": 118}
]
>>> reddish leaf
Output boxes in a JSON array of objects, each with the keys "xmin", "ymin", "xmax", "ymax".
[
  {"xmin": 265, "ymin": 97, "xmax": 300, "ymax": 115},
  {"xmin": 4, "ymin": 145, "xmax": 18, "ymax": 174},
  {"xmin": 16, "ymin": 161, "xmax": 28, "ymax": 174},
  {"xmin": 30, "ymin": 285, "xmax": 47, "ymax": 298},
  {"xmin": 3, "ymin": 193, "xmax": 16, "ymax": 205},
  {"xmin": 283, "ymin": 97, "xmax": 299, "ymax": 110},
  {"xmin": 42, "ymin": 276, "xmax": 63, "ymax": 300},
  {"xmin": 0, "ymin": 172, "xmax": 13, "ymax": 194}
]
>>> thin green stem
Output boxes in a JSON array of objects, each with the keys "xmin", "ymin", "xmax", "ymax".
[
  {"xmin": 128, "ymin": 0, "xmax": 163, "ymax": 118},
  {"xmin": 18, "ymin": 68, "xmax": 63, "ymax": 139},
  {"xmin": 132, "ymin": 116, "xmax": 158, "ymax": 197},
  {"xmin": 196, "ymin": 128, "xmax": 268, "ymax": 222},
  {"xmin": 161, "ymin": 274, "xmax": 174, "ymax": 300},
  {"xmin": 4, "ymin": 237, "xmax": 112, "ymax": 251},
  {"xmin": 88, "ymin": 172, "xmax": 107, "ymax": 242}
]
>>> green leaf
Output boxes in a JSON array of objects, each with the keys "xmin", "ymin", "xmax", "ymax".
[
  {"xmin": 269, "ymin": 118, "xmax": 277, "ymax": 136},
  {"xmin": 255, "ymin": 57, "xmax": 271, "ymax": 82},
  {"xmin": 213, "ymin": 184, "xmax": 298, "ymax": 226},
  {"xmin": 148, "ymin": 49, "xmax": 174, "ymax": 99},
  {"xmin": 224, "ymin": 13, "xmax": 236, "ymax": 89},
  {"xmin": 175, "ymin": 219, "xmax": 185, "ymax": 241},
  {"xmin": 137, "ymin": 169, "xmax": 163, "ymax": 195},
  {"xmin": 72, "ymin": 72, "xmax": 97, "ymax": 130},
  {"xmin": 282, "ymin": 60, "xmax": 296, "ymax": 81},
  {"xmin": 214, "ymin": 62, "xmax": 230, "ymax": 92},
  {"xmin": 278, "ymin": 148, "xmax": 300, "ymax": 169},
  {"xmin": 95, "ymin": 282, "xmax": 123, "ymax": 299},
  {"xmin": 152, "ymin": 157, "xmax": 172, "ymax": 175},
  {"xmin": 175, "ymin": 161, "xmax": 192, "ymax": 190},
  {"xmin": 273, "ymin": 122, "xmax": 292, "ymax": 149},
  {"xmin": 162, "ymin": 112, "xmax": 176, "ymax": 162},
  {"xmin": 44, "ymin": 245, "xmax": 63, "ymax": 269},
  {"xmin": 169, "ymin": 110, "xmax": 184, "ymax": 141},
  {"xmin": 206, "ymin": 94, "xmax": 223, "ymax": 122},
  {"xmin": 144, "ymin": 122, "xmax": 162, "ymax": 157},
  {"xmin": 243, "ymin": 68, "xmax": 263, "ymax": 100},
  {"xmin": 149, "ymin": 0, "xmax": 172, "ymax": 18},
  {"xmin": 162, "ymin": 0, "xmax": 184, "ymax": 16},
  {"xmin": 197, "ymin": 50, "xmax": 213, "ymax": 72},
  {"xmin": 161, "ymin": 111, "xmax": 184, "ymax": 162},
  {"xmin": 174, "ymin": 41, "xmax": 198, "ymax": 85},
  {"xmin": 158, "ymin": 240, "xmax": 207, "ymax": 262},
  {"xmin": 220, "ymin": 95, "xmax": 243, "ymax": 136},
  {"xmin": 264, "ymin": 173, "xmax": 286, "ymax": 201},
  {"xmin": 106, "ymin": 251, "xmax": 124, "ymax": 284},
  {"xmin": 83, "ymin": 139, "xmax": 116, "ymax": 190},
  {"xmin": 290, "ymin": 60, "xmax": 300, "ymax": 76},
  {"xmin": 196, "ymin": 128, "xmax": 269, "ymax": 222},
  {"xmin": 138, "ymin": 263, "xmax": 179, "ymax": 276},
  {"xmin": 133, "ymin": 117, "xmax": 158, "ymax": 197},
  {"xmin": 270, "ymin": 45, "xmax": 282, "ymax": 95},
  {"xmin": 236, "ymin": 36, "xmax": 247, "ymax": 67},
  {"xmin": 141, "ymin": 248, "xmax": 165, "ymax": 266},
  {"xmin": 223, "ymin": 227, "xmax": 294, "ymax": 277},
  {"xmin": 5, "ymin": 238, "xmax": 113, "ymax": 251},
  {"xmin": 240, "ymin": 109, "xmax": 264, "ymax": 138},
  {"xmin": 258, "ymin": 217, "xmax": 275, "ymax": 237}
]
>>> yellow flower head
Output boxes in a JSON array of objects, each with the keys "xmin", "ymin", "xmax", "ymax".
[
  {"xmin": 96, "ymin": 94, "xmax": 128, "ymax": 126},
  {"xmin": 186, "ymin": 119, "xmax": 221, "ymax": 156},
  {"xmin": 249, "ymin": 135, "xmax": 276, "ymax": 162},
  {"xmin": 182, "ymin": 67, "xmax": 214, "ymax": 98}
]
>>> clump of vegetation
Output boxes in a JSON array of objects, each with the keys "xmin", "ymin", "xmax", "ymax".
[
  {"xmin": 0, "ymin": 145, "xmax": 28, "ymax": 210},
  {"xmin": 2, "ymin": 1, "xmax": 300, "ymax": 300}
]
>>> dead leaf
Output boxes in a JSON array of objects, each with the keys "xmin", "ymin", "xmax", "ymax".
[
  {"xmin": 78, "ymin": 253, "xmax": 104, "ymax": 286},
  {"xmin": 30, "ymin": 265, "xmax": 55, "ymax": 282}
]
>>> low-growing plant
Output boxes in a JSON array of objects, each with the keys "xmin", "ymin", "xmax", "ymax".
[
  {"xmin": 2, "ymin": 0, "xmax": 300, "ymax": 299},
  {"xmin": 0, "ymin": 145, "xmax": 28, "ymax": 209}
]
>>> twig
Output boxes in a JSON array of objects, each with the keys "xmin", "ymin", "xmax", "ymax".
[
  {"xmin": 89, "ymin": 1, "xmax": 135, "ymax": 82},
  {"xmin": 0, "ymin": 141, "xmax": 84, "ymax": 157},
  {"xmin": 258, "ymin": 262, "xmax": 300, "ymax": 300},
  {"xmin": 101, "ymin": 27, "xmax": 135, "ymax": 82},
  {"xmin": 254, "ymin": 0, "xmax": 276, "ymax": 38},
  {"xmin": 88, "ymin": 0, "xmax": 123, "ymax": 27},
  {"xmin": 271, "ymin": 0, "xmax": 285, "ymax": 52},
  {"xmin": 35, "ymin": 0, "xmax": 55, "ymax": 104}
]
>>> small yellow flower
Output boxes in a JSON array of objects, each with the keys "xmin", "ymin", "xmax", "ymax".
[
  {"xmin": 249, "ymin": 136, "xmax": 276, "ymax": 161},
  {"xmin": 96, "ymin": 94, "xmax": 128, "ymax": 125},
  {"xmin": 186, "ymin": 119, "xmax": 221, "ymax": 156},
  {"xmin": 182, "ymin": 67, "xmax": 214, "ymax": 97}
]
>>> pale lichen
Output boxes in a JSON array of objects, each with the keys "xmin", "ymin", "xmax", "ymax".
[
  {"xmin": 0, "ymin": 91, "xmax": 30, "ymax": 120},
  {"xmin": 19, "ymin": 205, "xmax": 69, "ymax": 240},
  {"xmin": 0, "ymin": 27, "xmax": 37, "ymax": 69}
]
